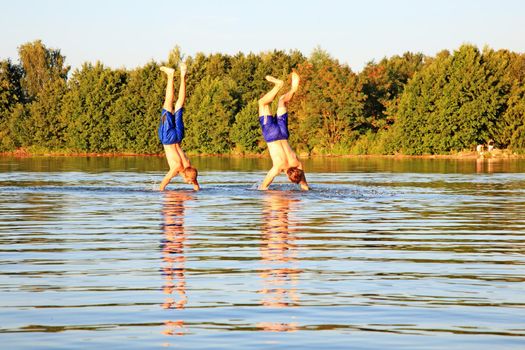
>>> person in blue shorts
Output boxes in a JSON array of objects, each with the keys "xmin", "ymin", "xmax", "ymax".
[
  {"xmin": 158, "ymin": 63, "xmax": 200, "ymax": 191},
  {"xmin": 258, "ymin": 71, "xmax": 309, "ymax": 191}
]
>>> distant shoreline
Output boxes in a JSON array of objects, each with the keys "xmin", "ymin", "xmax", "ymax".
[{"xmin": 1, "ymin": 148, "xmax": 522, "ymax": 160}]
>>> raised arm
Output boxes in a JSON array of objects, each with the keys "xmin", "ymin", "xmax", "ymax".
[
  {"xmin": 259, "ymin": 166, "xmax": 280, "ymax": 190},
  {"xmin": 174, "ymin": 62, "xmax": 187, "ymax": 112},
  {"xmin": 159, "ymin": 146, "xmax": 184, "ymax": 191},
  {"xmin": 299, "ymin": 175, "xmax": 309, "ymax": 191},
  {"xmin": 175, "ymin": 144, "xmax": 191, "ymax": 169},
  {"xmin": 159, "ymin": 168, "xmax": 179, "ymax": 191}
]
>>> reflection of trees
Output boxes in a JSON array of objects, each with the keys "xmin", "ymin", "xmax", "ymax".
[
  {"xmin": 258, "ymin": 193, "xmax": 300, "ymax": 332},
  {"xmin": 160, "ymin": 191, "xmax": 192, "ymax": 337}
]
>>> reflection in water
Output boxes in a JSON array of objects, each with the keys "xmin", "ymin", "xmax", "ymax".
[
  {"xmin": 2, "ymin": 158, "xmax": 525, "ymax": 349},
  {"xmin": 476, "ymin": 158, "xmax": 495, "ymax": 173},
  {"xmin": 160, "ymin": 191, "xmax": 192, "ymax": 337},
  {"xmin": 258, "ymin": 193, "xmax": 300, "ymax": 332},
  {"xmin": 3, "ymin": 155, "xmax": 525, "ymax": 173}
]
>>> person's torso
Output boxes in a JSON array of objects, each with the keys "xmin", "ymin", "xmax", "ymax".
[{"xmin": 267, "ymin": 140, "xmax": 300, "ymax": 171}]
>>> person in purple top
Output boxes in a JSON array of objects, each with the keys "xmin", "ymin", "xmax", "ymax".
[{"xmin": 258, "ymin": 71, "xmax": 309, "ymax": 191}]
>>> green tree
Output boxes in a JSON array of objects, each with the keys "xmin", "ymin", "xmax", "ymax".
[
  {"xmin": 497, "ymin": 84, "xmax": 525, "ymax": 151},
  {"xmin": 3, "ymin": 41, "xmax": 524, "ymax": 156},
  {"xmin": 21, "ymin": 78, "xmax": 68, "ymax": 149},
  {"xmin": 252, "ymin": 50, "xmax": 306, "ymax": 100},
  {"xmin": 289, "ymin": 53, "xmax": 365, "ymax": 154},
  {"xmin": 360, "ymin": 52, "xmax": 425, "ymax": 131},
  {"xmin": 184, "ymin": 76, "xmax": 237, "ymax": 154},
  {"xmin": 9, "ymin": 41, "xmax": 71, "ymax": 149},
  {"xmin": 229, "ymin": 52, "xmax": 263, "ymax": 108},
  {"xmin": 392, "ymin": 45, "xmax": 507, "ymax": 154},
  {"xmin": 230, "ymin": 99, "xmax": 263, "ymax": 153},
  {"xmin": 18, "ymin": 40, "xmax": 69, "ymax": 101},
  {"xmin": 108, "ymin": 62, "xmax": 165, "ymax": 153},
  {"xmin": 63, "ymin": 62, "xmax": 127, "ymax": 152},
  {"xmin": 486, "ymin": 51, "xmax": 525, "ymax": 149},
  {"xmin": 0, "ymin": 59, "xmax": 23, "ymax": 150}
]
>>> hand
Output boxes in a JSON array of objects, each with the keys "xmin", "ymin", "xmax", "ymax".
[{"xmin": 258, "ymin": 184, "xmax": 269, "ymax": 191}]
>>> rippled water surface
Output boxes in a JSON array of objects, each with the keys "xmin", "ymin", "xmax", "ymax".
[{"xmin": 1, "ymin": 156, "xmax": 525, "ymax": 349}]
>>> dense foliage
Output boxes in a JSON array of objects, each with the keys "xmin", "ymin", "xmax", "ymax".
[{"xmin": 1, "ymin": 41, "xmax": 524, "ymax": 155}]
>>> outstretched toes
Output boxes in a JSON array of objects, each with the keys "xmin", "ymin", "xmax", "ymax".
[
  {"xmin": 291, "ymin": 71, "xmax": 300, "ymax": 92},
  {"xmin": 265, "ymin": 75, "xmax": 284, "ymax": 88},
  {"xmin": 179, "ymin": 62, "xmax": 187, "ymax": 76},
  {"xmin": 160, "ymin": 66, "xmax": 175, "ymax": 76}
]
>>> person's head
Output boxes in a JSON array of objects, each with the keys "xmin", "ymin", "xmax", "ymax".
[
  {"xmin": 181, "ymin": 166, "xmax": 200, "ymax": 190},
  {"xmin": 286, "ymin": 167, "xmax": 305, "ymax": 184}
]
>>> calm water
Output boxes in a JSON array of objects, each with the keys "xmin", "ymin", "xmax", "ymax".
[{"xmin": 1, "ymin": 156, "xmax": 525, "ymax": 349}]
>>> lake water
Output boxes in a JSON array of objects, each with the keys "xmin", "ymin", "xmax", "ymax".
[{"xmin": 1, "ymin": 156, "xmax": 524, "ymax": 349}]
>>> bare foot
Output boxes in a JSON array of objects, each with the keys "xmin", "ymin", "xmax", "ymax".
[
  {"xmin": 291, "ymin": 71, "xmax": 300, "ymax": 92},
  {"xmin": 179, "ymin": 62, "xmax": 187, "ymax": 76},
  {"xmin": 265, "ymin": 75, "xmax": 284, "ymax": 87},
  {"xmin": 160, "ymin": 66, "xmax": 175, "ymax": 76}
]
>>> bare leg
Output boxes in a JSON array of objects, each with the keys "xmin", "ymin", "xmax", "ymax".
[
  {"xmin": 277, "ymin": 71, "xmax": 300, "ymax": 115},
  {"xmin": 259, "ymin": 75, "xmax": 284, "ymax": 116},
  {"xmin": 161, "ymin": 66, "xmax": 175, "ymax": 113},
  {"xmin": 175, "ymin": 63, "xmax": 187, "ymax": 112}
]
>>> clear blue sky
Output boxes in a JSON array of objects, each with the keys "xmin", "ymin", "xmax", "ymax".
[{"xmin": 1, "ymin": 0, "xmax": 524, "ymax": 72}]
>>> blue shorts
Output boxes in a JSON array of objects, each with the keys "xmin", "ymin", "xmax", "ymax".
[
  {"xmin": 259, "ymin": 113, "xmax": 289, "ymax": 143},
  {"xmin": 158, "ymin": 108, "xmax": 184, "ymax": 145}
]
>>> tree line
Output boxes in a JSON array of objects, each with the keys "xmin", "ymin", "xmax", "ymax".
[{"xmin": 1, "ymin": 40, "xmax": 524, "ymax": 155}]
